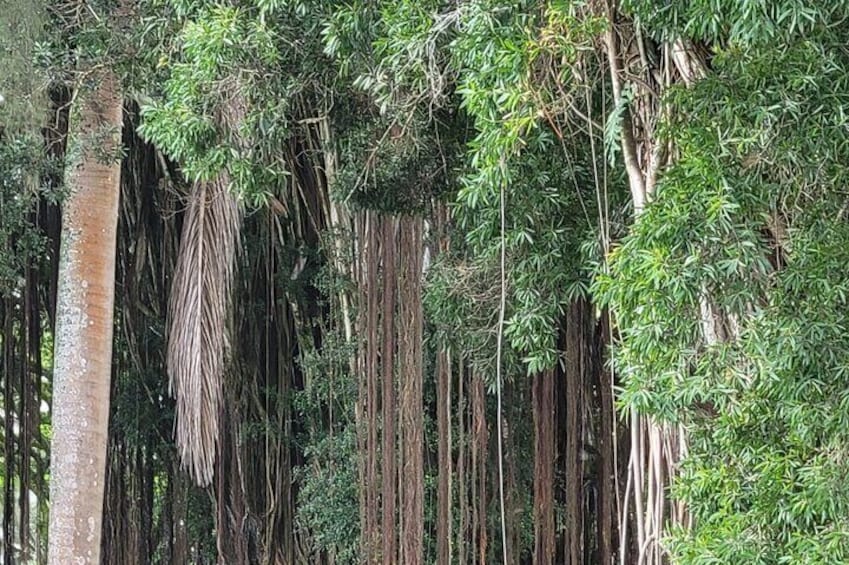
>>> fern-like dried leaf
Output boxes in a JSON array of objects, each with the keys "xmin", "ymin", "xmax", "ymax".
[{"xmin": 167, "ymin": 175, "xmax": 239, "ymax": 486}]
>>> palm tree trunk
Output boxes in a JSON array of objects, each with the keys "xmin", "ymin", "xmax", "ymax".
[{"xmin": 47, "ymin": 67, "xmax": 123, "ymax": 564}]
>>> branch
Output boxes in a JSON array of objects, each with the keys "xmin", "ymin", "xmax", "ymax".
[{"xmin": 603, "ymin": 4, "xmax": 647, "ymax": 213}]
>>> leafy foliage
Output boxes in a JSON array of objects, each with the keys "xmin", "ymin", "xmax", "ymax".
[{"xmin": 600, "ymin": 6, "xmax": 849, "ymax": 560}]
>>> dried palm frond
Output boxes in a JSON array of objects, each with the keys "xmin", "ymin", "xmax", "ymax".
[{"xmin": 167, "ymin": 175, "xmax": 240, "ymax": 487}]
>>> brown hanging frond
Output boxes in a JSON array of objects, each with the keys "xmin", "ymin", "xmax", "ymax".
[{"xmin": 167, "ymin": 175, "xmax": 240, "ymax": 487}]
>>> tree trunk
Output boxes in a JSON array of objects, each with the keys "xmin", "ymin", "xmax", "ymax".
[
  {"xmin": 215, "ymin": 403, "xmax": 249, "ymax": 565},
  {"xmin": 564, "ymin": 300, "xmax": 586, "ymax": 565},
  {"xmin": 356, "ymin": 212, "xmax": 370, "ymax": 563},
  {"xmin": 457, "ymin": 362, "xmax": 468, "ymax": 565},
  {"xmin": 366, "ymin": 211, "xmax": 380, "ymax": 563},
  {"xmin": 21, "ymin": 253, "xmax": 39, "ymax": 563},
  {"xmin": 3, "ymin": 297, "xmax": 15, "ymax": 565},
  {"xmin": 398, "ymin": 216, "xmax": 423, "ymax": 565},
  {"xmin": 48, "ymin": 67, "xmax": 123, "ymax": 564},
  {"xmin": 533, "ymin": 369, "xmax": 555, "ymax": 565},
  {"xmin": 356, "ymin": 211, "xmax": 381, "ymax": 563},
  {"xmin": 472, "ymin": 372, "xmax": 488, "ymax": 564},
  {"xmin": 435, "ymin": 202, "xmax": 452, "ymax": 565},
  {"xmin": 596, "ymin": 311, "xmax": 616, "ymax": 565},
  {"xmin": 436, "ymin": 349, "xmax": 452, "ymax": 565},
  {"xmin": 381, "ymin": 215, "xmax": 397, "ymax": 565}
]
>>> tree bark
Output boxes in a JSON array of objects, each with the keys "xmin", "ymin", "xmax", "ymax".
[
  {"xmin": 472, "ymin": 373, "xmax": 488, "ymax": 564},
  {"xmin": 381, "ymin": 215, "xmax": 397, "ymax": 565},
  {"xmin": 398, "ymin": 216, "xmax": 423, "ymax": 565},
  {"xmin": 366, "ymin": 211, "xmax": 380, "ymax": 563},
  {"xmin": 3, "ymin": 297, "xmax": 15, "ymax": 565},
  {"xmin": 215, "ymin": 403, "xmax": 249, "ymax": 565},
  {"xmin": 48, "ymin": 67, "xmax": 123, "ymax": 564},
  {"xmin": 436, "ymin": 349, "xmax": 452, "ymax": 565},
  {"xmin": 357, "ymin": 211, "xmax": 381, "ymax": 563},
  {"xmin": 565, "ymin": 300, "xmax": 586, "ymax": 565},
  {"xmin": 435, "ymin": 202, "xmax": 452, "ymax": 565},
  {"xmin": 533, "ymin": 369, "xmax": 555, "ymax": 565},
  {"xmin": 457, "ymin": 362, "xmax": 468, "ymax": 565},
  {"xmin": 596, "ymin": 311, "xmax": 616, "ymax": 565}
]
